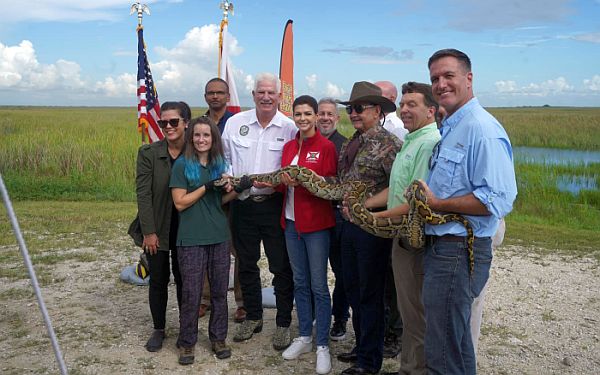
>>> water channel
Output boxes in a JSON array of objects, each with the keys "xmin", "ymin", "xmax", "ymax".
[{"xmin": 513, "ymin": 147, "xmax": 600, "ymax": 195}]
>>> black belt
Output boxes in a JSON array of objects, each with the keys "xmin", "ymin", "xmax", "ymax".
[
  {"xmin": 248, "ymin": 194, "xmax": 274, "ymax": 203},
  {"xmin": 425, "ymin": 234, "xmax": 489, "ymax": 246}
]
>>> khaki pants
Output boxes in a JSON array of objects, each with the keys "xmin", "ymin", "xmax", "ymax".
[
  {"xmin": 392, "ymin": 219, "xmax": 506, "ymax": 373},
  {"xmin": 391, "ymin": 240, "xmax": 426, "ymax": 375},
  {"xmin": 470, "ymin": 218, "xmax": 506, "ymax": 354}
]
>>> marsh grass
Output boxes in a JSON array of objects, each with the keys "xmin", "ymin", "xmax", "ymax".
[{"xmin": 1, "ymin": 106, "xmax": 600, "ymax": 253}]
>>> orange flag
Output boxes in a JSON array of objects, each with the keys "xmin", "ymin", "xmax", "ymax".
[{"xmin": 279, "ymin": 20, "xmax": 294, "ymax": 117}]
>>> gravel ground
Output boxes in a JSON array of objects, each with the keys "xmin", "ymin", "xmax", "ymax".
[{"xmin": 0, "ymin": 242, "xmax": 599, "ymax": 374}]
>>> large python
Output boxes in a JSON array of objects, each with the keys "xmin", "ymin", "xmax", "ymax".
[{"xmin": 218, "ymin": 166, "xmax": 475, "ymax": 274}]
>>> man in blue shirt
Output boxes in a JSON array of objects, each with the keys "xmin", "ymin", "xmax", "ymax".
[{"xmin": 420, "ymin": 49, "xmax": 517, "ymax": 374}]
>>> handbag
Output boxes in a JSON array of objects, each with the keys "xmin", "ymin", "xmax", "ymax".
[{"xmin": 127, "ymin": 215, "xmax": 143, "ymax": 247}]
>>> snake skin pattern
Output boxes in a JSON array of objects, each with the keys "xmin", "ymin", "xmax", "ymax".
[{"xmin": 218, "ymin": 166, "xmax": 475, "ymax": 274}]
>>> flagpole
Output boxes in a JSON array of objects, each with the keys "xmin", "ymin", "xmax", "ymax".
[
  {"xmin": 131, "ymin": 2, "xmax": 151, "ymax": 144},
  {"xmin": 218, "ymin": 1, "xmax": 234, "ymax": 78}
]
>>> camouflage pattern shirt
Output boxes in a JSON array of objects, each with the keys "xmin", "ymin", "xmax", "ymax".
[{"xmin": 338, "ymin": 124, "xmax": 403, "ymax": 194}]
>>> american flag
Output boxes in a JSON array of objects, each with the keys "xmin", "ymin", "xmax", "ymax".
[{"xmin": 137, "ymin": 27, "xmax": 163, "ymax": 143}]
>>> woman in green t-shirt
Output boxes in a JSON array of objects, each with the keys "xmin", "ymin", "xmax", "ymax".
[{"xmin": 169, "ymin": 116, "xmax": 250, "ymax": 365}]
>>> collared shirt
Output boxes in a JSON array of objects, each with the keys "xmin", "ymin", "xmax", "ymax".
[
  {"xmin": 426, "ymin": 97, "xmax": 517, "ymax": 237},
  {"xmin": 205, "ymin": 109, "xmax": 234, "ymax": 134},
  {"xmin": 382, "ymin": 112, "xmax": 408, "ymax": 141},
  {"xmin": 222, "ymin": 109, "xmax": 297, "ymax": 197},
  {"xmin": 388, "ymin": 122, "xmax": 441, "ymax": 208},
  {"xmin": 326, "ymin": 129, "xmax": 348, "ymax": 154},
  {"xmin": 338, "ymin": 124, "xmax": 402, "ymax": 194}
]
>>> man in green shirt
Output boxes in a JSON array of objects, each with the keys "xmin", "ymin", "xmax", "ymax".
[{"xmin": 364, "ymin": 82, "xmax": 440, "ymax": 375}]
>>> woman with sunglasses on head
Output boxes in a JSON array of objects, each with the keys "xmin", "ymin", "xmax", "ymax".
[
  {"xmin": 276, "ymin": 95, "xmax": 337, "ymax": 374},
  {"xmin": 169, "ymin": 116, "xmax": 251, "ymax": 365},
  {"xmin": 135, "ymin": 101, "xmax": 191, "ymax": 353}
]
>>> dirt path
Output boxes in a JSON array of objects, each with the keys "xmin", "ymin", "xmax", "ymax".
[{"xmin": 1, "ymin": 242, "xmax": 599, "ymax": 374}]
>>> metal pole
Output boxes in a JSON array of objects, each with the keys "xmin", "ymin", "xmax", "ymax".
[{"xmin": 0, "ymin": 174, "xmax": 68, "ymax": 374}]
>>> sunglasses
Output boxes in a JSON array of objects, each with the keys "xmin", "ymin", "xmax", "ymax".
[
  {"xmin": 345, "ymin": 104, "xmax": 375, "ymax": 115},
  {"xmin": 157, "ymin": 118, "xmax": 182, "ymax": 128}
]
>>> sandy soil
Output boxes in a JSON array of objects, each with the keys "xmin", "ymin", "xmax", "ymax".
[{"xmin": 1, "ymin": 241, "xmax": 599, "ymax": 374}]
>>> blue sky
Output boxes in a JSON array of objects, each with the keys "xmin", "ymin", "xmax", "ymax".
[{"xmin": 0, "ymin": 0, "xmax": 599, "ymax": 107}]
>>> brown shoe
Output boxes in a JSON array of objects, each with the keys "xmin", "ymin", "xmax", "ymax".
[
  {"xmin": 212, "ymin": 341, "xmax": 231, "ymax": 359},
  {"xmin": 198, "ymin": 304, "xmax": 210, "ymax": 318},
  {"xmin": 178, "ymin": 346, "xmax": 195, "ymax": 365},
  {"xmin": 233, "ymin": 307, "xmax": 247, "ymax": 323}
]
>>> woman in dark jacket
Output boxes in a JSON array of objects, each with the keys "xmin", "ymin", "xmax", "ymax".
[{"xmin": 135, "ymin": 101, "xmax": 191, "ymax": 352}]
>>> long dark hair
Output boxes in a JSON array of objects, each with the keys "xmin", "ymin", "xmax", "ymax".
[
  {"xmin": 160, "ymin": 101, "xmax": 192, "ymax": 122},
  {"xmin": 182, "ymin": 116, "xmax": 228, "ymax": 186}
]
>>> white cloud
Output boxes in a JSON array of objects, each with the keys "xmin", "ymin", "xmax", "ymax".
[
  {"xmin": 0, "ymin": 0, "xmax": 136, "ymax": 22},
  {"xmin": 495, "ymin": 80, "xmax": 518, "ymax": 93},
  {"xmin": 305, "ymin": 74, "xmax": 317, "ymax": 92},
  {"xmin": 494, "ymin": 77, "xmax": 574, "ymax": 96},
  {"xmin": 0, "ymin": 24, "xmax": 251, "ymax": 105},
  {"xmin": 570, "ymin": 32, "xmax": 600, "ymax": 44},
  {"xmin": 0, "ymin": 40, "xmax": 85, "ymax": 90},
  {"xmin": 324, "ymin": 82, "xmax": 345, "ymax": 99},
  {"xmin": 583, "ymin": 75, "xmax": 600, "ymax": 91},
  {"xmin": 150, "ymin": 25, "xmax": 244, "ymax": 99},
  {"xmin": 94, "ymin": 73, "xmax": 137, "ymax": 97},
  {"xmin": 244, "ymin": 74, "xmax": 255, "ymax": 94},
  {"xmin": 447, "ymin": 0, "xmax": 573, "ymax": 31}
]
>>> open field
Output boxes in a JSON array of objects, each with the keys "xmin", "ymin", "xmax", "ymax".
[
  {"xmin": 2, "ymin": 106, "xmax": 600, "ymax": 251},
  {"xmin": 0, "ymin": 202, "xmax": 599, "ymax": 374}
]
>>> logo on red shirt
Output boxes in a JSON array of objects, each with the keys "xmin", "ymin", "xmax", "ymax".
[{"xmin": 305, "ymin": 151, "xmax": 320, "ymax": 162}]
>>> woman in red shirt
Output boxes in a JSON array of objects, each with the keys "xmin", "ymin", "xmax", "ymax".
[{"xmin": 278, "ymin": 95, "xmax": 337, "ymax": 374}]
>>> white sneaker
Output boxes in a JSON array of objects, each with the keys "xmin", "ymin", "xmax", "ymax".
[
  {"xmin": 282, "ymin": 336, "xmax": 312, "ymax": 360},
  {"xmin": 316, "ymin": 345, "xmax": 331, "ymax": 374}
]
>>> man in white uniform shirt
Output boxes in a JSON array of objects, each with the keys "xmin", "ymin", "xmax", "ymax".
[
  {"xmin": 375, "ymin": 81, "xmax": 408, "ymax": 141},
  {"xmin": 221, "ymin": 72, "xmax": 297, "ymax": 351}
]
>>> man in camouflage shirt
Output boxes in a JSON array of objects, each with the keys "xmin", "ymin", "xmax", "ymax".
[{"xmin": 335, "ymin": 81, "xmax": 402, "ymax": 375}]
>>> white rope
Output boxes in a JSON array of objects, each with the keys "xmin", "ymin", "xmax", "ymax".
[{"xmin": 0, "ymin": 174, "xmax": 68, "ymax": 375}]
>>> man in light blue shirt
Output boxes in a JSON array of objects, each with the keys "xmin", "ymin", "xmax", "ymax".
[{"xmin": 420, "ymin": 49, "xmax": 517, "ymax": 374}]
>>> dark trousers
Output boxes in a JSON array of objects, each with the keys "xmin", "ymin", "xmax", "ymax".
[
  {"xmin": 384, "ymin": 254, "xmax": 404, "ymax": 337},
  {"xmin": 231, "ymin": 194, "xmax": 294, "ymax": 327},
  {"xmin": 329, "ymin": 208, "xmax": 349, "ymax": 322},
  {"xmin": 341, "ymin": 221, "xmax": 391, "ymax": 372},
  {"xmin": 148, "ymin": 249, "xmax": 182, "ymax": 330},
  {"xmin": 177, "ymin": 242, "xmax": 230, "ymax": 347}
]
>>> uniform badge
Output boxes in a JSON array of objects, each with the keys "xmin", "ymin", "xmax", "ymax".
[{"xmin": 239, "ymin": 125, "xmax": 249, "ymax": 136}]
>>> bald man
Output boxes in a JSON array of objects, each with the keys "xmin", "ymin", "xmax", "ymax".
[{"xmin": 375, "ymin": 81, "xmax": 408, "ymax": 141}]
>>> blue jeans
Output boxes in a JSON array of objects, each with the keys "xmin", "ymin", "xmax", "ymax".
[
  {"xmin": 285, "ymin": 220, "xmax": 332, "ymax": 346},
  {"xmin": 422, "ymin": 237, "xmax": 492, "ymax": 375}
]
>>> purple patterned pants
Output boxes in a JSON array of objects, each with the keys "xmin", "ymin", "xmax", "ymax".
[{"xmin": 176, "ymin": 241, "xmax": 230, "ymax": 347}]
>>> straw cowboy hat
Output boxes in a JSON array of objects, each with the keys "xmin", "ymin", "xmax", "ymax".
[{"xmin": 338, "ymin": 81, "xmax": 396, "ymax": 113}]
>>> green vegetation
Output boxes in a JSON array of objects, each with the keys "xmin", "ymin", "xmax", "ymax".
[
  {"xmin": 489, "ymin": 107, "xmax": 600, "ymax": 150},
  {"xmin": 1, "ymin": 106, "xmax": 600, "ymax": 255}
]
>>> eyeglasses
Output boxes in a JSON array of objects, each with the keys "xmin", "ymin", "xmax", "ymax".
[
  {"xmin": 345, "ymin": 104, "xmax": 375, "ymax": 115},
  {"xmin": 157, "ymin": 118, "xmax": 182, "ymax": 128},
  {"xmin": 205, "ymin": 91, "xmax": 228, "ymax": 96}
]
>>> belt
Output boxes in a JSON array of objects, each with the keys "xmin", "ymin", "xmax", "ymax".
[
  {"xmin": 425, "ymin": 234, "xmax": 466, "ymax": 246},
  {"xmin": 426, "ymin": 234, "xmax": 490, "ymax": 246},
  {"xmin": 248, "ymin": 194, "xmax": 273, "ymax": 203}
]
